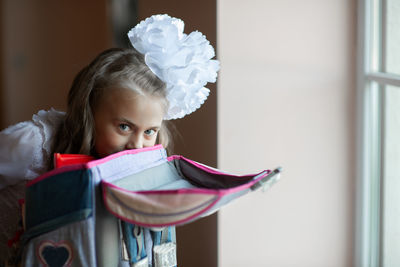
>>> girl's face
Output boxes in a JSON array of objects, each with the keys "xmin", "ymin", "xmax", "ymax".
[{"xmin": 92, "ymin": 87, "xmax": 165, "ymax": 158}]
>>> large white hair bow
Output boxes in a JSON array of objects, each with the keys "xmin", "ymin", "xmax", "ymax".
[{"xmin": 128, "ymin": 14, "xmax": 220, "ymax": 120}]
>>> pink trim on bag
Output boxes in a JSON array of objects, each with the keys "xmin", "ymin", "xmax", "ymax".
[
  {"xmin": 27, "ymin": 145, "xmax": 165, "ymax": 187},
  {"xmin": 37, "ymin": 240, "xmax": 74, "ymax": 266},
  {"xmin": 100, "ymin": 168, "xmax": 271, "ymax": 227},
  {"xmin": 102, "ymin": 180, "xmax": 220, "ymax": 195},
  {"xmin": 167, "ymin": 155, "xmax": 261, "ymax": 178},
  {"xmin": 86, "ymin": 145, "xmax": 164, "ymax": 168},
  {"xmin": 217, "ymin": 172, "xmax": 269, "ymax": 194},
  {"xmin": 26, "ymin": 164, "xmax": 87, "ymax": 187},
  {"xmin": 167, "ymin": 155, "xmax": 225, "ymax": 176},
  {"xmin": 104, "ymin": 185, "xmax": 219, "ymax": 217},
  {"xmin": 105, "ymin": 203, "xmax": 220, "ymax": 228},
  {"xmin": 102, "ymin": 186, "xmax": 222, "ymax": 227},
  {"xmin": 101, "ymin": 169, "xmax": 269, "ymax": 196}
]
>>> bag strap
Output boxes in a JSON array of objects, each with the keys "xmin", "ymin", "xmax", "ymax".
[
  {"xmin": 120, "ymin": 221, "xmax": 148, "ymax": 266},
  {"xmin": 151, "ymin": 227, "xmax": 172, "ymax": 246}
]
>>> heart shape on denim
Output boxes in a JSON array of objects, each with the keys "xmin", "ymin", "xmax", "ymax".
[{"xmin": 38, "ymin": 240, "xmax": 73, "ymax": 267}]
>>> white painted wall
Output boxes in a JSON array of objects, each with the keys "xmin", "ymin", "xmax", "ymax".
[{"xmin": 217, "ymin": 1, "xmax": 356, "ymax": 266}]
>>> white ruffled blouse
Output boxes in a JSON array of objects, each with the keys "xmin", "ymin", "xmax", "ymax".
[
  {"xmin": 0, "ymin": 109, "xmax": 65, "ymax": 261},
  {"xmin": 0, "ymin": 109, "xmax": 65, "ymax": 190}
]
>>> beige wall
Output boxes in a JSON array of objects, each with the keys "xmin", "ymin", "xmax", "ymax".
[{"xmin": 217, "ymin": 0, "xmax": 357, "ymax": 266}]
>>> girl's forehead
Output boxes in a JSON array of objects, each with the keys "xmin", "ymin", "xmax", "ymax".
[
  {"xmin": 99, "ymin": 86, "xmax": 166, "ymax": 107},
  {"xmin": 94, "ymin": 87, "xmax": 165, "ymax": 126}
]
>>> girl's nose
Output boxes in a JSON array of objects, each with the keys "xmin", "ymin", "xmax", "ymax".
[{"xmin": 126, "ymin": 135, "xmax": 143, "ymax": 149}]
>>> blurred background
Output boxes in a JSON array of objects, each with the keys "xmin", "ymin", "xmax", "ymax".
[{"xmin": 0, "ymin": 0, "xmax": 359, "ymax": 266}]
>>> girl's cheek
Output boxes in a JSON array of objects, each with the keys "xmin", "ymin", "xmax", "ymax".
[
  {"xmin": 150, "ymin": 135, "xmax": 159, "ymax": 146},
  {"xmin": 97, "ymin": 133, "xmax": 125, "ymax": 156},
  {"xmin": 109, "ymin": 134, "xmax": 128, "ymax": 150}
]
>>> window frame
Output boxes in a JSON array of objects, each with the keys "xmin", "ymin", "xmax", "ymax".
[{"xmin": 356, "ymin": 0, "xmax": 400, "ymax": 266}]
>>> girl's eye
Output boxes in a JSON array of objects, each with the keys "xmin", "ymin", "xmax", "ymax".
[
  {"xmin": 144, "ymin": 129, "xmax": 156, "ymax": 136},
  {"xmin": 119, "ymin": 124, "xmax": 130, "ymax": 132}
]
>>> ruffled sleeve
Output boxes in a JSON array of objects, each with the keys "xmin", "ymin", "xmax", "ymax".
[{"xmin": 0, "ymin": 109, "xmax": 65, "ymax": 190}]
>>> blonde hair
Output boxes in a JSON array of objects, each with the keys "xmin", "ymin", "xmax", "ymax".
[{"xmin": 53, "ymin": 48, "xmax": 172, "ymax": 156}]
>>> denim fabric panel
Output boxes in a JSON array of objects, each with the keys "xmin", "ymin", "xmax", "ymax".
[
  {"xmin": 21, "ymin": 217, "xmax": 96, "ymax": 267},
  {"xmin": 22, "ymin": 210, "xmax": 92, "ymax": 243},
  {"xmin": 25, "ymin": 169, "xmax": 93, "ymax": 230}
]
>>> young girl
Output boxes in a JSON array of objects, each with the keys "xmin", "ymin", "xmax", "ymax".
[{"xmin": 0, "ymin": 14, "xmax": 219, "ymax": 265}]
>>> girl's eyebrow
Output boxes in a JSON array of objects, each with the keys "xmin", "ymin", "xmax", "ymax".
[
  {"xmin": 118, "ymin": 117, "xmax": 136, "ymax": 127},
  {"xmin": 118, "ymin": 117, "xmax": 161, "ymax": 129},
  {"xmin": 147, "ymin": 124, "xmax": 162, "ymax": 130}
]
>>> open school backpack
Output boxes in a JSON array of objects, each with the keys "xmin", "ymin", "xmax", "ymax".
[{"xmin": 19, "ymin": 145, "xmax": 281, "ymax": 267}]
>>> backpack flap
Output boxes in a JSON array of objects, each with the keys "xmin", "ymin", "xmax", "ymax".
[{"xmin": 101, "ymin": 154, "xmax": 275, "ymax": 227}]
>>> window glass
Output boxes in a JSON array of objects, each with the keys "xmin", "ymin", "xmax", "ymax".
[
  {"xmin": 381, "ymin": 85, "xmax": 400, "ymax": 266},
  {"xmin": 385, "ymin": 0, "xmax": 400, "ymax": 74},
  {"xmin": 371, "ymin": 0, "xmax": 382, "ymax": 72}
]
